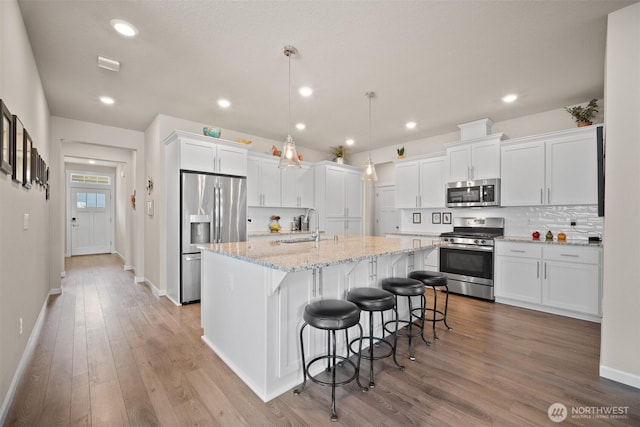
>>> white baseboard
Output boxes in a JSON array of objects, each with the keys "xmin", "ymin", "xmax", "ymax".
[
  {"xmin": 60, "ymin": 271, "xmax": 66, "ymax": 278},
  {"xmin": 50, "ymin": 287, "xmax": 62, "ymax": 295},
  {"xmin": 600, "ymin": 365, "xmax": 640, "ymax": 390},
  {"xmin": 0, "ymin": 294, "xmax": 51, "ymax": 425},
  {"xmin": 124, "ymin": 265, "xmax": 135, "ymax": 272},
  {"xmin": 165, "ymin": 293, "xmax": 181, "ymax": 306},
  {"xmin": 134, "ymin": 275, "xmax": 144, "ymax": 283},
  {"xmin": 143, "ymin": 278, "xmax": 166, "ymax": 298}
]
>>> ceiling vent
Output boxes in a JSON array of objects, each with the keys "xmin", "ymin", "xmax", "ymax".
[
  {"xmin": 458, "ymin": 118, "xmax": 493, "ymax": 140},
  {"xmin": 97, "ymin": 56, "xmax": 120, "ymax": 72}
]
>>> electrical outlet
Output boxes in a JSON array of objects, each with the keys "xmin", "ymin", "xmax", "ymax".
[
  {"xmin": 19, "ymin": 317, "xmax": 23, "ymax": 335},
  {"xmin": 570, "ymin": 220, "xmax": 577, "ymax": 226}
]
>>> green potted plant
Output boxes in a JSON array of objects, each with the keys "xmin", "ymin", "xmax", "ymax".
[
  {"xmin": 565, "ymin": 98, "xmax": 599, "ymax": 127},
  {"xmin": 397, "ymin": 147, "xmax": 405, "ymax": 159},
  {"xmin": 331, "ymin": 145, "xmax": 346, "ymax": 164}
]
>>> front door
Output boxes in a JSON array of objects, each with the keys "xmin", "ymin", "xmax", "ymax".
[{"xmin": 70, "ymin": 188, "xmax": 112, "ymax": 255}]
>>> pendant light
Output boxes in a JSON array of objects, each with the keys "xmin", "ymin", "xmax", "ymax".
[
  {"xmin": 279, "ymin": 46, "xmax": 302, "ymax": 168},
  {"xmin": 362, "ymin": 91, "xmax": 378, "ymax": 181}
]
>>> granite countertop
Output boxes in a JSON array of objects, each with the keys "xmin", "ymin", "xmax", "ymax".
[
  {"xmin": 248, "ymin": 230, "xmax": 322, "ymax": 238},
  {"xmin": 385, "ymin": 231, "xmax": 442, "ymax": 238},
  {"xmin": 199, "ymin": 235, "xmax": 444, "ymax": 272},
  {"xmin": 497, "ymin": 236, "xmax": 603, "ymax": 247}
]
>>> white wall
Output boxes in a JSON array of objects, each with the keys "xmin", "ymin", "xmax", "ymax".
[
  {"xmin": 600, "ymin": 2, "xmax": 640, "ymax": 389},
  {"xmin": 0, "ymin": 0, "xmax": 51, "ymax": 417}
]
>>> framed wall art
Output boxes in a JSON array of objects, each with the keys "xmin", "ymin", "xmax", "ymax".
[
  {"xmin": 1, "ymin": 99, "xmax": 13, "ymax": 174},
  {"xmin": 412, "ymin": 212, "xmax": 421, "ymax": 224},
  {"xmin": 443, "ymin": 212, "xmax": 452, "ymax": 224},
  {"xmin": 23, "ymin": 129, "xmax": 32, "ymax": 189},
  {"xmin": 432, "ymin": 212, "xmax": 441, "ymax": 224},
  {"xmin": 13, "ymin": 115, "xmax": 23, "ymax": 184},
  {"xmin": 32, "ymin": 147, "xmax": 39, "ymax": 184}
]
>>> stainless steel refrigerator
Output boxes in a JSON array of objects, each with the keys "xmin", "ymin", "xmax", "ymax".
[{"xmin": 181, "ymin": 172, "xmax": 246, "ymax": 303}]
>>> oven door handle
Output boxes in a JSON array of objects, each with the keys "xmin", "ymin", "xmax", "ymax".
[{"xmin": 443, "ymin": 243, "xmax": 494, "ymax": 252}]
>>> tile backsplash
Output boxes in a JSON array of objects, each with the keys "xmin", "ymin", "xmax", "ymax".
[{"xmin": 400, "ymin": 205, "xmax": 603, "ymax": 240}]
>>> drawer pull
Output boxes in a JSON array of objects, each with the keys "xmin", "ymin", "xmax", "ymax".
[
  {"xmin": 560, "ymin": 254, "xmax": 579, "ymax": 258},
  {"xmin": 510, "ymin": 250, "xmax": 526, "ymax": 253}
]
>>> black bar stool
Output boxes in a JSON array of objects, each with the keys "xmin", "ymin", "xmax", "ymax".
[
  {"xmin": 294, "ymin": 299, "xmax": 368, "ymax": 422},
  {"xmin": 409, "ymin": 271, "xmax": 452, "ymax": 340},
  {"xmin": 381, "ymin": 277, "xmax": 429, "ymax": 361},
  {"xmin": 347, "ymin": 287, "xmax": 404, "ymax": 388}
]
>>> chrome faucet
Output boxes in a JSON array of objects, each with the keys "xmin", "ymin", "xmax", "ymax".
[{"xmin": 305, "ymin": 207, "xmax": 320, "ymax": 242}]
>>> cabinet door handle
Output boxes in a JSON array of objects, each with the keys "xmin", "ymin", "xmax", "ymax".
[
  {"xmin": 560, "ymin": 254, "xmax": 579, "ymax": 258},
  {"xmin": 544, "ymin": 262, "xmax": 547, "ymax": 280},
  {"xmin": 547, "ymin": 188, "xmax": 551, "ymax": 204},
  {"xmin": 537, "ymin": 261, "xmax": 540, "ymax": 278},
  {"xmin": 510, "ymin": 249, "xmax": 526, "ymax": 253},
  {"xmin": 540, "ymin": 188, "xmax": 543, "ymax": 204},
  {"xmin": 218, "ymin": 157, "xmax": 222, "ymax": 171}
]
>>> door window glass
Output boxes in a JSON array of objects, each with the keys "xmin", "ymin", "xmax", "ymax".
[{"xmin": 76, "ymin": 192, "xmax": 87, "ymax": 208}]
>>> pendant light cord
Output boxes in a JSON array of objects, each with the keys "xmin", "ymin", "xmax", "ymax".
[
  {"xmin": 287, "ymin": 49, "xmax": 292, "ymax": 137},
  {"xmin": 367, "ymin": 91, "xmax": 375, "ymax": 161}
]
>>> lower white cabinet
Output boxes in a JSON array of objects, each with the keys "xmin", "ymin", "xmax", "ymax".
[{"xmin": 495, "ymin": 241, "xmax": 601, "ymax": 322}]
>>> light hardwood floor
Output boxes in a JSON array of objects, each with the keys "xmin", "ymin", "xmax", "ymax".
[{"xmin": 4, "ymin": 254, "xmax": 639, "ymax": 426}]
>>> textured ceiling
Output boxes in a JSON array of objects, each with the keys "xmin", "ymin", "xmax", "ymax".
[{"xmin": 18, "ymin": 0, "xmax": 634, "ymax": 154}]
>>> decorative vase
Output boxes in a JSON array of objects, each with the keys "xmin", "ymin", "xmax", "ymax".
[
  {"xmin": 336, "ymin": 157, "xmax": 344, "ymax": 164},
  {"xmin": 397, "ymin": 155, "xmax": 405, "ymax": 159},
  {"xmin": 577, "ymin": 121, "xmax": 593, "ymax": 127}
]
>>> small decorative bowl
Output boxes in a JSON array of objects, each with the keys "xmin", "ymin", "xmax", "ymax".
[{"xmin": 203, "ymin": 127, "xmax": 221, "ymax": 138}]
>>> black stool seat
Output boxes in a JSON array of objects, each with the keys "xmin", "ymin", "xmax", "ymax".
[
  {"xmin": 382, "ymin": 277, "xmax": 424, "ymax": 296},
  {"xmin": 347, "ymin": 287, "xmax": 395, "ymax": 312},
  {"xmin": 303, "ymin": 299, "xmax": 361, "ymax": 330},
  {"xmin": 408, "ymin": 270, "xmax": 452, "ymax": 340},
  {"xmin": 408, "ymin": 271, "xmax": 447, "ymax": 287}
]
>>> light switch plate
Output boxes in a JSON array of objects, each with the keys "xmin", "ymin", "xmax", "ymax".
[{"xmin": 23, "ymin": 213, "xmax": 29, "ymax": 230}]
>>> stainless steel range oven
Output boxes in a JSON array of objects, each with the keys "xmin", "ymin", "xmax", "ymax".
[{"xmin": 439, "ymin": 217, "xmax": 504, "ymax": 301}]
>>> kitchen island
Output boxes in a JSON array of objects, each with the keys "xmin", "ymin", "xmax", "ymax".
[{"xmin": 198, "ymin": 235, "xmax": 443, "ymax": 402}]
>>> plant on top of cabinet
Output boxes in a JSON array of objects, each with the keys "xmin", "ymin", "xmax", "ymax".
[
  {"xmin": 331, "ymin": 145, "xmax": 347, "ymax": 163},
  {"xmin": 565, "ymin": 98, "xmax": 598, "ymax": 127},
  {"xmin": 397, "ymin": 147, "xmax": 405, "ymax": 159}
]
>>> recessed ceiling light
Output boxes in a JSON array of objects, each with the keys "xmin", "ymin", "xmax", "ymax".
[
  {"xmin": 299, "ymin": 86, "xmax": 313, "ymax": 97},
  {"xmin": 99, "ymin": 96, "xmax": 115, "ymax": 105},
  {"xmin": 295, "ymin": 123, "xmax": 306, "ymax": 131},
  {"xmin": 110, "ymin": 19, "xmax": 138, "ymax": 38},
  {"xmin": 345, "ymin": 139, "xmax": 355, "ymax": 146},
  {"xmin": 405, "ymin": 121, "xmax": 417, "ymax": 129},
  {"xmin": 218, "ymin": 99, "xmax": 231, "ymax": 108},
  {"xmin": 502, "ymin": 94, "xmax": 518, "ymax": 103},
  {"xmin": 88, "ymin": 160, "xmax": 96, "ymax": 165}
]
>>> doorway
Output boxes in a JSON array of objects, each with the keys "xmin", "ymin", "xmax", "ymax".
[
  {"xmin": 375, "ymin": 185, "xmax": 399, "ymax": 236},
  {"xmin": 67, "ymin": 171, "xmax": 114, "ymax": 256}
]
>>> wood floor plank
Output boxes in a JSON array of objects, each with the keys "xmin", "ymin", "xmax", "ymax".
[{"xmin": 5, "ymin": 254, "xmax": 640, "ymax": 427}]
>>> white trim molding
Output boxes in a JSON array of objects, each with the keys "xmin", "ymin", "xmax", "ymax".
[{"xmin": 600, "ymin": 365, "xmax": 640, "ymax": 390}]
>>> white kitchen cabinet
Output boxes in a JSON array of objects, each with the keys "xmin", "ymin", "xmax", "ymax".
[
  {"xmin": 315, "ymin": 162, "xmax": 363, "ymax": 235},
  {"xmin": 500, "ymin": 139, "xmax": 546, "ymax": 206},
  {"xmin": 541, "ymin": 245, "xmax": 601, "ymax": 317},
  {"xmin": 180, "ymin": 136, "xmax": 247, "ymax": 176},
  {"xmin": 500, "ymin": 126, "xmax": 599, "ymax": 206},
  {"xmin": 394, "ymin": 154, "xmax": 446, "ymax": 208},
  {"xmin": 281, "ymin": 164, "xmax": 313, "ymax": 208},
  {"xmin": 545, "ymin": 131, "xmax": 598, "ymax": 205},
  {"xmin": 495, "ymin": 240, "xmax": 601, "ymax": 322},
  {"xmin": 247, "ymin": 155, "xmax": 281, "ymax": 207},
  {"xmin": 445, "ymin": 136, "xmax": 502, "ymax": 182},
  {"xmin": 495, "ymin": 242, "xmax": 542, "ymax": 303}
]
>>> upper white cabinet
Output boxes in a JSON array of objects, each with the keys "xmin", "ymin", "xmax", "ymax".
[
  {"xmin": 247, "ymin": 155, "xmax": 281, "ymax": 207},
  {"xmin": 281, "ymin": 164, "xmax": 314, "ymax": 208},
  {"xmin": 446, "ymin": 136, "xmax": 502, "ymax": 182},
  {"xmin": 178, "ymin": 134, "xmax": 247, "ymax": 176},
  {"xmin": 395, "ymin": 154, "xmax": 446, "ymax": 208},
  {"xmin": 501, "ymin": 126, "xmax": 599, "ymax": 206},
  {"xmin": 315, "ymin": 162, "xmax": 363, "ymax": 235}
]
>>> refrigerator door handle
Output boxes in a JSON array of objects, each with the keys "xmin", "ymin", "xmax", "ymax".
[{"xmin": 214, "ymin": 185, "xmax": 220, "ymax": 243}]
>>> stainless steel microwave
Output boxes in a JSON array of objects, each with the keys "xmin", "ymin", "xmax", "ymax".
[{"xmin": 446, "ymin": 178, "xmax": 500, "ymax": 208}]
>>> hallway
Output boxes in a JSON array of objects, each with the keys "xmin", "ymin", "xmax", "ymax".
[{"xmin": 4, "ymin": 254, "xmax": 640, "ymax": 426}]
